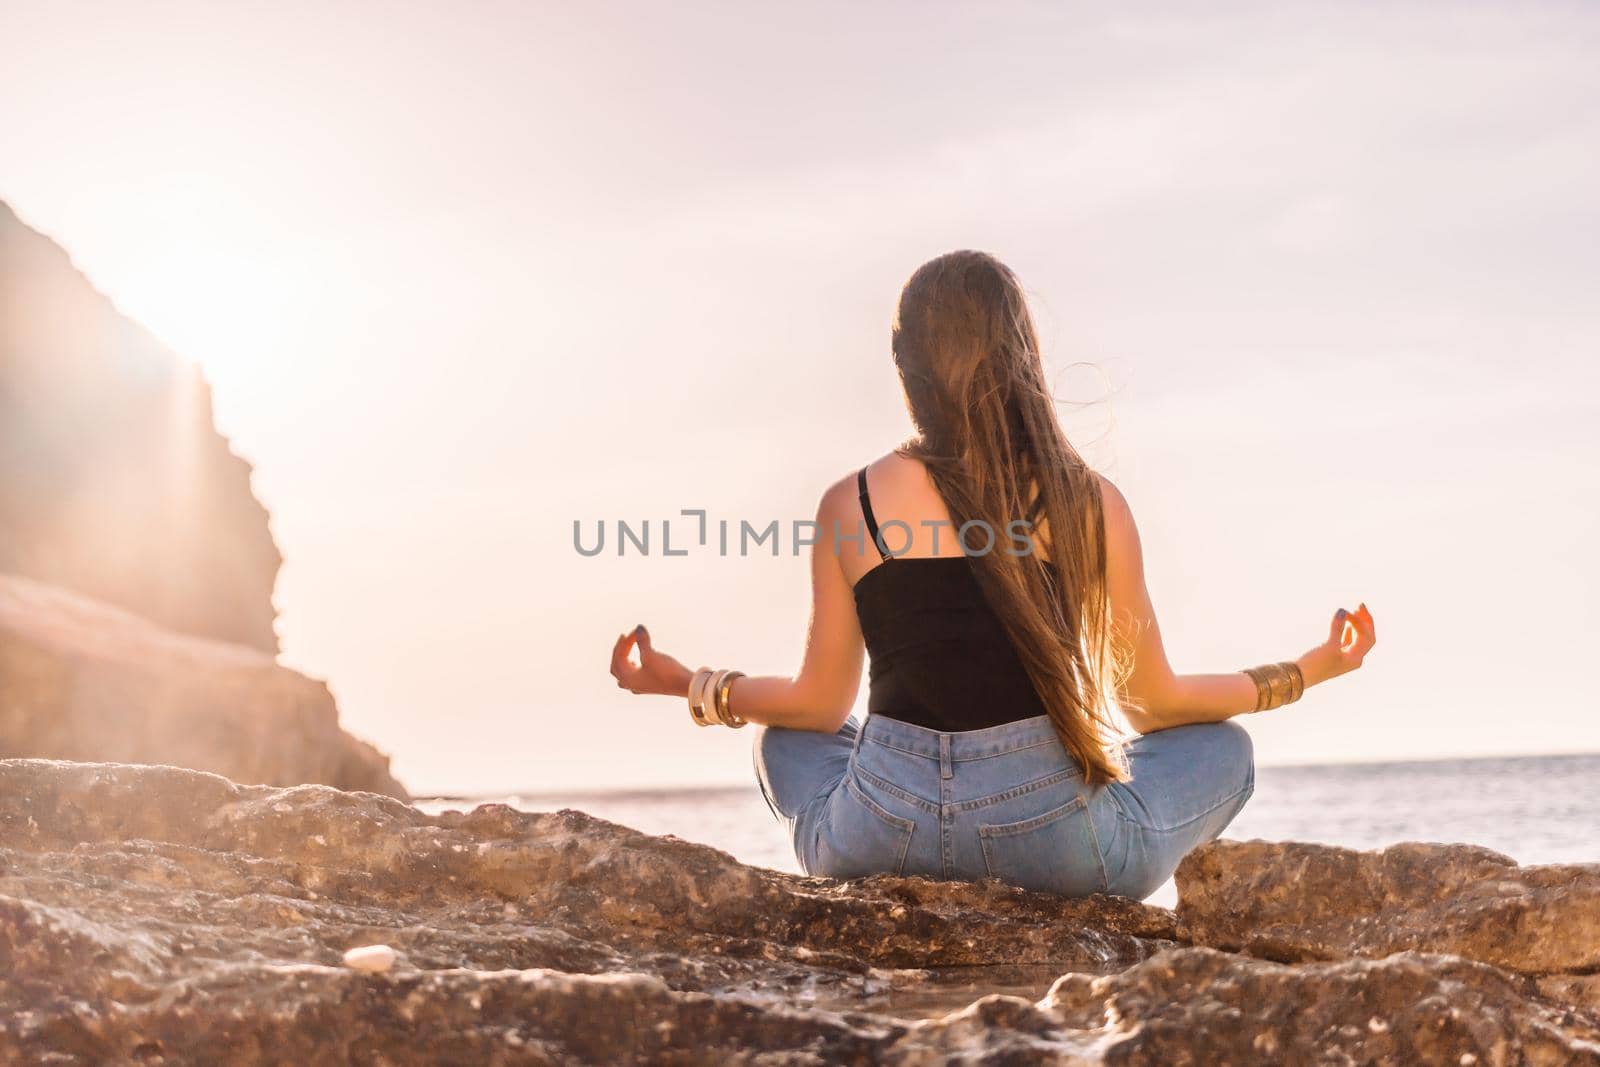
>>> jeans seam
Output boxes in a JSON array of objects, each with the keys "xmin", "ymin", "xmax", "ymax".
[
  {"xmin": 862, "ymin": 736, "xmax": 1058, "ymax": 762},
  {"xmin": 845, "ymin": 775, "xmax": 916, "ymax": 834},
  {"xmin": 893, "ymin": 821, "xmax": 914, "ymax": 876},
  {"xmin": 954, "ymin": 768, "xmax": 1079, "ymax": 813},
  {"xmin": 976, "ymin": 795, "xmax": 1105, "ymax": 890},
  {"xmin": 753, "ymin": 734, "xmax": 785, "ymax": 822},
  {"xmin": 1115, "ymin": 779, "xmax": 1254, "ymax": 835},
  {"xmin": 843, "ymin": 776, "xmax": 914, "ymax": 877},
  {"xmin": 976, "ymin": 793, "xmax": 1087, "ymax": 838},
  {"xmin": 979, "ymin": 833, "xmax": 1000, "ymax": 878},
  {"xmin": 853, "ymin": 765, "xmax": 939, "ymax": 813},
  {"xmin": 1083, "ymin": 800, "xmax": 1110, "ymax": 893},
  {"xmin": 952, "ymin": 739, "xmax": 1058, "ymax": 763},
  {"xmin": 862, "ymin": 736, "xmax": 944, "ymax": 761}
]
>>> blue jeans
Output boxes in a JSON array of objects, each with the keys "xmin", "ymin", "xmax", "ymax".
[{"xmin": 753, "ymin": 713, "xmax": 1254, "ymax": 900}]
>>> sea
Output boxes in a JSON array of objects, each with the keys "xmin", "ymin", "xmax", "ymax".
[{"xmin": 418, "ymin": 753, "xmax": 1600, "ymax": 909}]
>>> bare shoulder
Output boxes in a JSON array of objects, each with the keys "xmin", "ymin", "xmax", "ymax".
[
  {"xmin": 1094, "ymin": 471, "xmax": 1132, "ymax": 523},
  {"xmin": 821, "ymin": 452, "xmax": 924, "ymax": 510},
  {"xmin": 816, "ymin": 469, "xmax": 862, "ymax": 525},
  {"xmin": 1093, "ymin": 472, "xmax": 1143, "ymax": 561},
  {"xmin": 815, "ymin": 461, "xmax": 892, "ymax": 582},
  {"xmin": 866, "ymin": 448, "xmax": 933, "ymax": 490}
]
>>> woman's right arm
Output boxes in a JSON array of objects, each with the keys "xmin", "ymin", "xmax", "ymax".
[{"xmin": 1097, "ymin": 474, "xmax": 1376, "ymax": 734}]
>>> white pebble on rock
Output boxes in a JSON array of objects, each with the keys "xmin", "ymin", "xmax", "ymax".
[{"xmin": 342, "ymin": 945, "xmax": 397, "ymax": 973}]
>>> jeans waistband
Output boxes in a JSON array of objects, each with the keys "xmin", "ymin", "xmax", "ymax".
[{"xmin": 859, "ymin": 713, "xmax": 1065, "ymax": 762}]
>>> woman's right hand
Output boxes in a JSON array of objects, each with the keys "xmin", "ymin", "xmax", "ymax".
[
  {"xmin": 1298, "ymin": 603, "xmax": 1377, "ymax": 686},
  {"xmin": 609, "ymin": 624, "xmax": 694, "ymax": 698}
]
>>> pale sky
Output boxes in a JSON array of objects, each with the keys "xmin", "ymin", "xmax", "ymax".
[{"xmin": 3, "ymin": 1, "xmax": 1597, "ymax": 793}]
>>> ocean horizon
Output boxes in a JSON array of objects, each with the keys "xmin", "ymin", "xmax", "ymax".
[{"xmin": 417, "ymin": 750, "xmax": 1600, "ymax": 909}]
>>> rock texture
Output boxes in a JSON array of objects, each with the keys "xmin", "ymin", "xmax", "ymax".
[
  {"xmin": 0, "ymin": 199, "xmax": 280, "ymax": 652},
  {"xmin": 0, "ymin": 575, "xmax": 404, "ymax": 798},
  {"xmin": 3, "ymin": 759, "xmax": 1598, "ymax": 1064},
  {"xmin": 1177, "ymin": 839, "xmax": 1600, "ymax": 993},
  {"xmin": 1044, "ymin": 948, "xmax": 1600, "ymax": 1064}
]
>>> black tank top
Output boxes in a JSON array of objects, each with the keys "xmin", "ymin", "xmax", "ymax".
[{"xmin": 852, "ymin": 467, "xmax": 1050, "ymax": 732}]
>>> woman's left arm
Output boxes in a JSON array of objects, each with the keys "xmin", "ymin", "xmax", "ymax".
[{"xmin": 608, "ymin": 480, "xmax": 866, "ymax": 733}]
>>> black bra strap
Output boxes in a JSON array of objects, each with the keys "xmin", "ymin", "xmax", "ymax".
[{"xmin": 857, "ymin": 467, "xmax": 891, "ymax": 563}]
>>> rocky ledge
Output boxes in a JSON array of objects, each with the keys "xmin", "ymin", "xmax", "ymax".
[
  {"xmin": 1, "ymin": 759, "xmax": 1596, "ymax": 1064},
  {"xmin": 0, "ymin": 575, "xmax": 404, "ymax": 799},
  {"xmin": 0, "ymin": 199, "xmax": 281, "ymax": 653}
]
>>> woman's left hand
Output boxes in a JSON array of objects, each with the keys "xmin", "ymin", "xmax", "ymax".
[{"xmin": 609, "ymin": 624, "xmax": 693, "ymax": 697}]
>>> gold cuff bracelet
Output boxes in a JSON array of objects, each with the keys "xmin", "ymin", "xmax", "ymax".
[{"xmin": 1242, "ymin": 661, "xmax": 1305, "ymax": 712}]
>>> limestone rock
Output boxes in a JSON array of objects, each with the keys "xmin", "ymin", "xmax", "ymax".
[
  {"xmin": 1, "ymin": 759, "xmax": 1596, "ymax": 1064},
  {"xmin": 1176, "ymin": 838, "xmax": 1600, "ymax": 976},
  {"xmin": 342, "ymin": 944, "xmax": 398, "ymax": 973},
  {"xmin": 0, "ymin": 575, "xmax": 404, "ymax": 797},
  {"xmin": 1041, "ymin": 947, "xmax": 1600, "ymax": 1065},
  {"xmin": 0, "ymin": 199, "xmax": 281, "ymax": 652}
]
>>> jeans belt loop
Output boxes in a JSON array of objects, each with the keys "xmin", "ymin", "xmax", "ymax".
[
  {"xmin": 851, "ymin": 717, "xmax": 866, "ymax": 754},
  {"xmin": 939, "ymin": 734, "xmax": 953, "ymax": 780}
]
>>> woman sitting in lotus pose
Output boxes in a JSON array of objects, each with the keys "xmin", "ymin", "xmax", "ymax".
[{"xmin": 609, "ymin": 250, "xmax": 1375, "ymax": 900}]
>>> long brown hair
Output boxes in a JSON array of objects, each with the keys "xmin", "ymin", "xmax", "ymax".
[{"xmin": 892, "ymin": 250, "xmax": 1128, "ymax": 783}]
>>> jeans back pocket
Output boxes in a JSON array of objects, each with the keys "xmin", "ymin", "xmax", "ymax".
[
  {"xmin": 978, "ymin": 794, "xmax": 1107, "ymax": 896},
  {"xmin": 811, "ymin": 774, "xmax": 916, "ymax": 880}
]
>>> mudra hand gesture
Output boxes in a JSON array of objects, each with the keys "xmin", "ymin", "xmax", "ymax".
[
  {"xmin": 610, "ymin": 624, "xmax": 692, "ymax": 697},
  {"xmin": 1299, "ymin": 603, "xmax": 1377, "ymax": 686}
]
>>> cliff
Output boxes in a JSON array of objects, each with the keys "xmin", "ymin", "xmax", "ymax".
[
  {"xmin": 1, "ymin": 758, "xmax": 1594, "ymax": 1064},
  {"xmin": 0, "ymin": 201, "xmax": 401, "ymax": 796},
  {"xmin": 0, "ymin": 199, "xmax": 280, "ymax": 652},
  {"xmin": 0, "ymin": 572, "xmax": 403, "ymax": 798}
]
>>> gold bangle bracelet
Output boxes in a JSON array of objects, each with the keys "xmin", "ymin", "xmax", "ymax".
[
  {"xmin": 705, "ymin": 668, "xmax": 729, "ymax": 724},
  {"xmin": 688, "ymin": 667, "xmax": 749, "ymax": 729},
  {"xmin": 1281, "ymin": 660, "xmax": 1305, "ymax": 705},
  {"xmin": 1241, "ymin": 662, "xmax": 1305, "ymax": 713},
  {"xmin": 713, "ymin": 668, "xmax": 732, "ymax": 726},
  {"xmin": 717, "ymin": 670, "xmax": 747, "ymax": 728},
  {"xmin": 688, "ymin": 667, "xmax": 717, "ymax": 727},
  {"xmin": 1242, "ymin": 666, "xmax": 1269, "ymax": 712}
]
